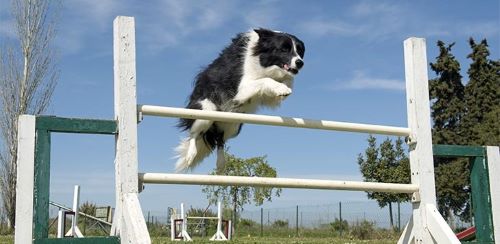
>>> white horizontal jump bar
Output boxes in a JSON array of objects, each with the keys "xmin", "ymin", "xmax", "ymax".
[
  {"xmin": 139, "ymin": 173, "xmax": 418, "ymax": 193},
  {"xmin": 138, "ymin": 105, "xmax": 411, "ymax": 136}
]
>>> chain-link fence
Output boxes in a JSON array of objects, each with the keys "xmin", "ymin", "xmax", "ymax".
[{"xmin": 42, "ymin": 198, "xmax": 473, "ymax": 238}]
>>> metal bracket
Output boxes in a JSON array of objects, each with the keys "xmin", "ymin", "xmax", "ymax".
[
  {"xmin": 137, "ymin": 111, "xmax": 143, "ymax": 123},
  {"xmin": 411, "ymin": 192, "xmax": 421, "ymax": 203}
]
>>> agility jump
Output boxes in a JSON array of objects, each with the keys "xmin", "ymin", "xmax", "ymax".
[
  {"xmin": 16, "ymin": 15, "xmax": 493, "ymax": 243},
  {"xmin": 111, "ymin": 16, "xmax": 458, "ymax": 243}
]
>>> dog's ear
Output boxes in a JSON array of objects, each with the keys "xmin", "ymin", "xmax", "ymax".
[{"xmin": 254, "ymin": 28, "xmax": 274, "ymax": 38}]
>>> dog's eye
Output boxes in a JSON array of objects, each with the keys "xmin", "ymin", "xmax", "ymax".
[{"xmin": 280, "ymin": 46, "xmax": 290, "ymax": 52}]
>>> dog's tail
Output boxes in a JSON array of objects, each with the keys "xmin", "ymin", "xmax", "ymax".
[{"xmin": 174, "ymin": 136, "xmax": 213, "ymax": 172}]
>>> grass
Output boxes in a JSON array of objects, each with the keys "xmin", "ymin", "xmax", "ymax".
[
  {"xmin": 0, "ymin": 235, "xmax": 397, "ymax": 244},
  {"xmin": 152, "ymin": 236, "xmax": 396, "ymax": 243},
  {"xmin": 0, "ymin": 235, "xmax": 13, "ymax": 244}
]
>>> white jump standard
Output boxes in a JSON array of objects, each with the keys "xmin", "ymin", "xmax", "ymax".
[{"xmin": 112, "ymin": 16, "xmax": 459, "ymax": 243}]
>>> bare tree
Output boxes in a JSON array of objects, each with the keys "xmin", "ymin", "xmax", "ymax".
[{"xmin": 0, "ymin": 0, "xmax": 60, "ymax": 229}]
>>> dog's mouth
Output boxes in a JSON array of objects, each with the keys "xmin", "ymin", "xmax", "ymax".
[{"xmin": 283, "ymin": 64, "xmax": 299, "ymax": 74}]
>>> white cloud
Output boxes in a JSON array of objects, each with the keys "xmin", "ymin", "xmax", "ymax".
[
  {"xmin": 326, "ymin": 71, "xmax": 405, "ymax": 91},
  {"xmin": 301, "ymin": 1, "xmax": 499, "ymax": 42}
]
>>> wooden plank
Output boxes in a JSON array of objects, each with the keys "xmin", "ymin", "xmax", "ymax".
[
  {"xmin": 433, "ymin": 144, "xmax": 484, "ymax": 157},
  {"xmin": 425, "ymin": 204, "xmax": 460, "ymax": 244},
  {"xmin": 33, "ymin": 236, "xmax": 120, "ymax": 244},
  {"xmin": 33, "ymin": 129, "xmax": 51, "ymax": 239},
  {"xmin": 113, "ymin": 15, "xmax": 150, "ymax": 243},
  {"xmin": 471, "ymin": 156, "xmax": 495, "ymax": 242},
  {"xmin": 36, "ymin": 116, "xmax": 117, "ymax": 134},
  {"xmin": 486, "ymin": 146, "xmax": 500, "ymax": 243},
  {"xmin": 404, "ymin": 37, "xmax": 437, "ymax": 243},
  {"xmin": 14, "ymin": 115, "xmax": 37, "ymax": 243}
]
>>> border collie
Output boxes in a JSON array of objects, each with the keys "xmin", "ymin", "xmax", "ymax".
[{"xmin": 175, "ymin": 28, "xmax": 305, "ymax": 172}]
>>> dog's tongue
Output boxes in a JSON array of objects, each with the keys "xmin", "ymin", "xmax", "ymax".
[{"xmin": 284, "ymin": 64, "xmax": 290, "ymax": 70}]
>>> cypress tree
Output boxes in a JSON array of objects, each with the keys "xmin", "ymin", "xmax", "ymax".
[
  {"xmin": 428, "ymin": 40, "xmax": 470, "ymax": 223},
  {"xmin": 463, "ymin": 38, "xmax": 500, "ymax": 145},
  {"xmin": 429, "ymin": 41, "xmax": 465, "ymax": 145}
]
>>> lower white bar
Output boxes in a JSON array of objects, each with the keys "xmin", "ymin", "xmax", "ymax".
[{"xmin": 139, "ymin": 173, "xmax": 418, "ymax": 193}]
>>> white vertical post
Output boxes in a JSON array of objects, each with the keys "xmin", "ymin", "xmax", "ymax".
[
  {"xmin": 170, "ymin": 218, "xmax": 175, "ymax": 241},
  {"xmin": 178, "ymin": 203, "xmax": 192, "ymax": 241},
  {"xmin": 400, "ymin": 37, "xmax": 459, "ymax": 243},
  {"xmin": 210, "ymin": 201, "xmax": 227, "ymax": 240},
  {"xmin": 57, "ymin": 210, "xmax": 64, "ymax": 238},
  {"xmin": 113, "ymin": 15, "xmax": 151, "ymax": 243},
  {"xmin": 486, "ymin": 146, "xmax": 500, "ymax": 243},
  {"xmin": 72, "ymin": 185, "xmax": 80, "ymax": 237},
  {"xmin": 14, "ymin": 115, "xmax": 36, "ymax": 244}
]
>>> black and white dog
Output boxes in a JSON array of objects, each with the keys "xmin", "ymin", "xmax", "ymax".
[{"xmin": 176, "ymin": 28, "xmax": 305, "ymax": 172}]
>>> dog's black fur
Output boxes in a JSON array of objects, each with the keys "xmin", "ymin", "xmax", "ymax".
[{"xmin": 175, "ymin": 28, "xmax": 305, "ymax": 172}]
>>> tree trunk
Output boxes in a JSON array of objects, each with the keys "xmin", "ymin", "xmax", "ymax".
[
  {"xmin": 232, "ymin": 188, "xmax": 238, "ymax": 227},
  {"xmin": 389, "ymin": 202, "xmax": 394, "ymax": 228}
]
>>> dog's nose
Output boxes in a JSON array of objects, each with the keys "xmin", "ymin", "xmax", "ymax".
[{"xmin": 295, "ymin": 59, "xmax": 304, "ymax": 69}]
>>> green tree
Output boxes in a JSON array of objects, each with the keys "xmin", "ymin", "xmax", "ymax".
[
  {"xmin": 463, "ymin": 38, "xmax": 500, "ymax": 146},
  {"xmin": 358, "ymin": 136, "xmax": 410, "ymax": 228},
  {"xmin": 0, "ymin": 0, "xmax": 60, "ymax": 229},
  {"xmin": 202, "ymin": 152, "xmax": 281, "ymax": 227},
  {"xmin": 428, "ymin": 40, "xmax": 470, "ymax": 224},
  {"xmin": 429, "ymin": 41, "xmax": 465, "ymax": 145}
]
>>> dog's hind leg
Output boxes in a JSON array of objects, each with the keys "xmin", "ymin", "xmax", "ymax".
[{"xmin": 216, "ymin": 145, "xmax": 225, "ymax": 172}]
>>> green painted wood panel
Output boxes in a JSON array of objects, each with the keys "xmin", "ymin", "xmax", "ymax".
[
  {"xmin": 33, "ymin": 129, "xmax": 51, "ymax": 239},
  {"xmin": 36, "ymin": 116, "xmax": 117, "ymax": 134},
  {"xmin": 433, "ymin": 144, "xmax": 485, "ymax": 157},
  {"xmin": 470, "ymin": 156, "xmax": 495, "ymax": 243},
  {"xmin": 33, "ymin": 236, "xmax": 120, "ymax": 244}
]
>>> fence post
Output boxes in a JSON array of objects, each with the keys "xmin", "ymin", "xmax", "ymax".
[
  {"xmin": 339, "ymin": 201, "xmax": 343, "ymax": 236},
  {"xmin": 260, "ymin": 208, "xmax": 263, "ymax": 237},
  {"xmin": 296, "ymin": 205, "xmax": 299, "ymax": 237}
]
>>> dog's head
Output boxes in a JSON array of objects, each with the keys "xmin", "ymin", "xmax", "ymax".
[{"xmin": 253, "ymin": 28, "xmax": 305, "ymax": 76}]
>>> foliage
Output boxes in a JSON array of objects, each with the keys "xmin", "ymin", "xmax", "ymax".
[
  {"xmin": 78, "ymin": 201, "xmax": 97, "ymax": 216},
  {"xmin": 239, "ymin": 218, "xmax": 257, "ymax": 227},
  {"xmin": 202, "ymin": 152, "xmax": 281, "ymax": 225},
  {"xmin": 185, "ymin": 206, "xmax": 217, "ymax": 236},
  {"xmin": 462, "ymin": 38, "xmax": 500, "ymax": 146},
  {"xmin": 350, "ymin": 220, "xmax": 376, "ymax": 240},
  {"xmin": 428, "ymin": 40, "xmax": 471, "ymax": 222},
  {"xmin": 429, "ymin": 41, "xmax": 465, "ymax": 145},
  {"xmin": 329, "ymin": 218, "xmax": 348, "ymax": 232},
  {"xmin": 272, "ymin": 219, "xmax": 289, "ymax": 228},
  {"xmin": 357, "ymin": 136, "xmax": 410, "ymax": 227},
  {"xmin": 0, "ymin": 0, "xmax": 60, "ymax": 229},
  {"xmin": 428, "ymin": 38, "xmax": 499, "ymax": 222}
]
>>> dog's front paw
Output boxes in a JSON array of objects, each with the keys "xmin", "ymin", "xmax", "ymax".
[{"xmin": 271, "ymin": 83, "xmax": 292, "ymax": 97}]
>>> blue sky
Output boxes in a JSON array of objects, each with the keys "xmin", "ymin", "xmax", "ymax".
[{"xmin": 1, "ymin": 1, "xmax": 499, "ymax": 213}]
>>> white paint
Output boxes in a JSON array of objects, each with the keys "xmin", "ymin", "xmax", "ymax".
[
  {"xmin": 139, "ymin": 173, "xmax": 419, "ymax": 193},
  {"xmin": 66, "ymin": 185, "xmax": 83, "ymax": 237},
  {"xmin": 210, "ymin": 202, "xmax": 227, "ymax": 241},
  {"xmin": 14, "ymin": 115, "xmax": 36, "ymax": 244},
  {"xmin": 486, "ymin": 146, "xmax": 500, "ymax": 243},
  {"xmin": 425, "ymin": 204, "xmax": 461, "ymax": 244},
  {"xmin": 57, "ymin": 210, "xmax": 64, "ymax": 238},
  {"xmin": 403, "ymin": 37, "xmax": 459, "ymax": 243},
  {"xmin": 113, "ymin": 16, "xmax": 150, "ymax": 243},
  {"xmin": 138, "ymin": 105, "xmax": 411, "ymax": 136}
]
